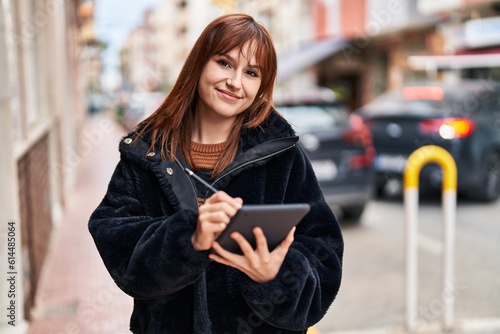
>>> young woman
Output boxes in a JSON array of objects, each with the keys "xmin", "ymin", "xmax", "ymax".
[{"xmin": 89, "ymin": 13, "xmax": 343, "ymax": 333}]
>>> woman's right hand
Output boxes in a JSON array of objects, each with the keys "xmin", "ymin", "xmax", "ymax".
[{"xmin": 192, "ymin": 191, "xmax": 243, "ymax": 251}]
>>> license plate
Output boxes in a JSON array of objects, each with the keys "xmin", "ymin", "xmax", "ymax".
[
  {"xmin": 374, "ymin": 154, "xmax": 407, "ymax": 173},
  {"xmin": 311, "ymin": 159, "xmax": 337, "ymax": 181}
]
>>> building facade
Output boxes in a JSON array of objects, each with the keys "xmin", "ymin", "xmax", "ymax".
[
  {"xmin": 120, "ymin": 0, "xmax": 230, "ymax": 93},
  {"xmin": 118, "ymin": 0, "xmax": 500, "ymax": 110},
  {"xmin": 0, "ymin": 0, "xmax": 85, "ymax": 331},
  {"xmin": 233, "ymin": 0, "xmax": 500, "ymax": 111},
  {"xmin": 311, "ymin": 0, "xmax": 500, "ymax": 109}
]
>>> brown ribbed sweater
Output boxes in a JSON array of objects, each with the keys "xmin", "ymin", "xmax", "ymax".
[
  {"xmin": 191, "ymin": 141, "xmax": 226, "ymax": 206},
  {"xmin": 191, "ymin": 141, "xmax": 226, "ymax": 169}
]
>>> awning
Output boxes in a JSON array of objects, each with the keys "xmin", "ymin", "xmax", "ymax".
[
  {"xmin": 408, "ymin": 52, "xmax": 500, "ymax": 70},
  {"xmin": 277, "ymin": 36, "xmax": 347, "ymax": 81}
]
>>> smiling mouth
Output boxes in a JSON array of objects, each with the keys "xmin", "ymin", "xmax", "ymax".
[{"xmin": 217, "ymin": 89, "xmax": 240, "ymax": 100}]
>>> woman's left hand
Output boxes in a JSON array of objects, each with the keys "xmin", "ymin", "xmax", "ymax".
[{"xmin": 208, "ymin": 226, "xmax": 296, "ymax": 283}]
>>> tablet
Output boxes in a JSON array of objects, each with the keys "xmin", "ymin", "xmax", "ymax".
[{"xmin": 215, "ymin": 203, "xmax": 310, "ymax": 254}]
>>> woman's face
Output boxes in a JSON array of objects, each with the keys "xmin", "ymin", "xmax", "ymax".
[{"xmin": 196, "ymin": 43, "xmax": 262, "ymax": 123}]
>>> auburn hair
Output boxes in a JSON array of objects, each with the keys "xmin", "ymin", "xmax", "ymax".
[{"xmin": 135, "ymin": 13, "xmax": 278, "ymax": 178}]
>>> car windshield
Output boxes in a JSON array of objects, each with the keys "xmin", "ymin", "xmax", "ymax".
[{"xmin": 277, "ymin": 105, "xmax": 347, "ymax": 133}]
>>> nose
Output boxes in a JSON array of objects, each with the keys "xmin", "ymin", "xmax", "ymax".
[{"xmin": 226, "ymin": 73, "xmax": 242, "ymax": 89}]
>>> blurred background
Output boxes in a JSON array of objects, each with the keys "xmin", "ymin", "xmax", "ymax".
[{"xmin": 1, "ymin": 0, "xmax": 500, "ymax": 333}]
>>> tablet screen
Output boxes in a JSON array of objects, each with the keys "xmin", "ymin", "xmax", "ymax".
[{"xmin": 214, "ymin": 203, "xmax": 310, "ymax": 254}]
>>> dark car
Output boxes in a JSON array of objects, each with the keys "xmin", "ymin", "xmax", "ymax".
[
  {"xmin": 275, "ymin": 87, "xmax": 375, "ymax": 221},
  {"xmin": 356, "ymin": 80, "xmax": 500, "ymax": 201}
]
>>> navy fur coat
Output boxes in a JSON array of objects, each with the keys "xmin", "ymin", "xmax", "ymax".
[{"xmin": 88, "ymin": 110, "xmax": 344, "ymax": 333}]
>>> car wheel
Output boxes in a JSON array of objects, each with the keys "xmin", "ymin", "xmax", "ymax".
[
  {"xmin": 375, "ymin": 175, "xmax": 387, "ymax": 197},
  {"xmin": 471, "ymin": 151, "xmax": 500, "ymax": 202},
  {"xmin": 342, "ymin": 205, "xmax": 365, "ymax": 222}
]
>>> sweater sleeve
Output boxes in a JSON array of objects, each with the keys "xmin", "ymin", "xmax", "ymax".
[
  {"xmin": 88, "ymin": 158, "xmax": 210, "ymax": 299},
  {"xmin": 239, "ymin": 145, "xmax": 344, "ymax": 330}
]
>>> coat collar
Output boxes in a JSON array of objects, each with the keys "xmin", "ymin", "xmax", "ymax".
[
  {"xmin": 239, "ymin": 108, "xmax": 297, "ymax": 151},
  {"xmin": 118, "ymin": 109, "xmax": 299, "ymax": 209}
]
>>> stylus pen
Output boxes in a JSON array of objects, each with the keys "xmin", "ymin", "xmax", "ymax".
[{"xmin": 184, "ymin": 167, "xmax": 218, "ymax": 193}]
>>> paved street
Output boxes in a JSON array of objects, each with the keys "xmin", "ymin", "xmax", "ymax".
[{"xmin": 316, "ymin": 195, "xmax": 500, "ymax": 334}]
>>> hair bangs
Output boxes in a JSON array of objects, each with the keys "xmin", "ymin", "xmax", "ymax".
[{"xmin": 208, "ymin": 21, "xmax": 270, "ymax": 69}]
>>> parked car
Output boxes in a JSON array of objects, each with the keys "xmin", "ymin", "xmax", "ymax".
[
  {"xmin": 355, "ymin": 80, "xmax": 500, "ymax": 201},
  {"xmin": 274, "ymin": 86, "xmax": 375, "ymax": 221}
]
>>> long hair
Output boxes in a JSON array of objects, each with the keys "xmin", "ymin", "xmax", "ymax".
[{"xmin": 135, "ymin": 13, "xmax": 278, "ymax": 177}]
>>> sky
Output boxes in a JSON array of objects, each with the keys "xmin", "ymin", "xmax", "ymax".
[{"xmin": 94, "ymin": 0, "xmax": 161, "ymax": 91}]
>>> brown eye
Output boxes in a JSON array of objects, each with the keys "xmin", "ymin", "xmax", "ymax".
[
  {"xmin": 216, "ymin": 59, "xmax": 231, "ymax": 68},
  {"xmin": 246, "ymin": 70, "xmax": 259, "ymax": 78}
]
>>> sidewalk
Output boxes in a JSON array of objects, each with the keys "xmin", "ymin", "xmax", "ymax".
[{"xmin": 28, "ymin": 113, "xmax": 133, "ymax": 334}]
